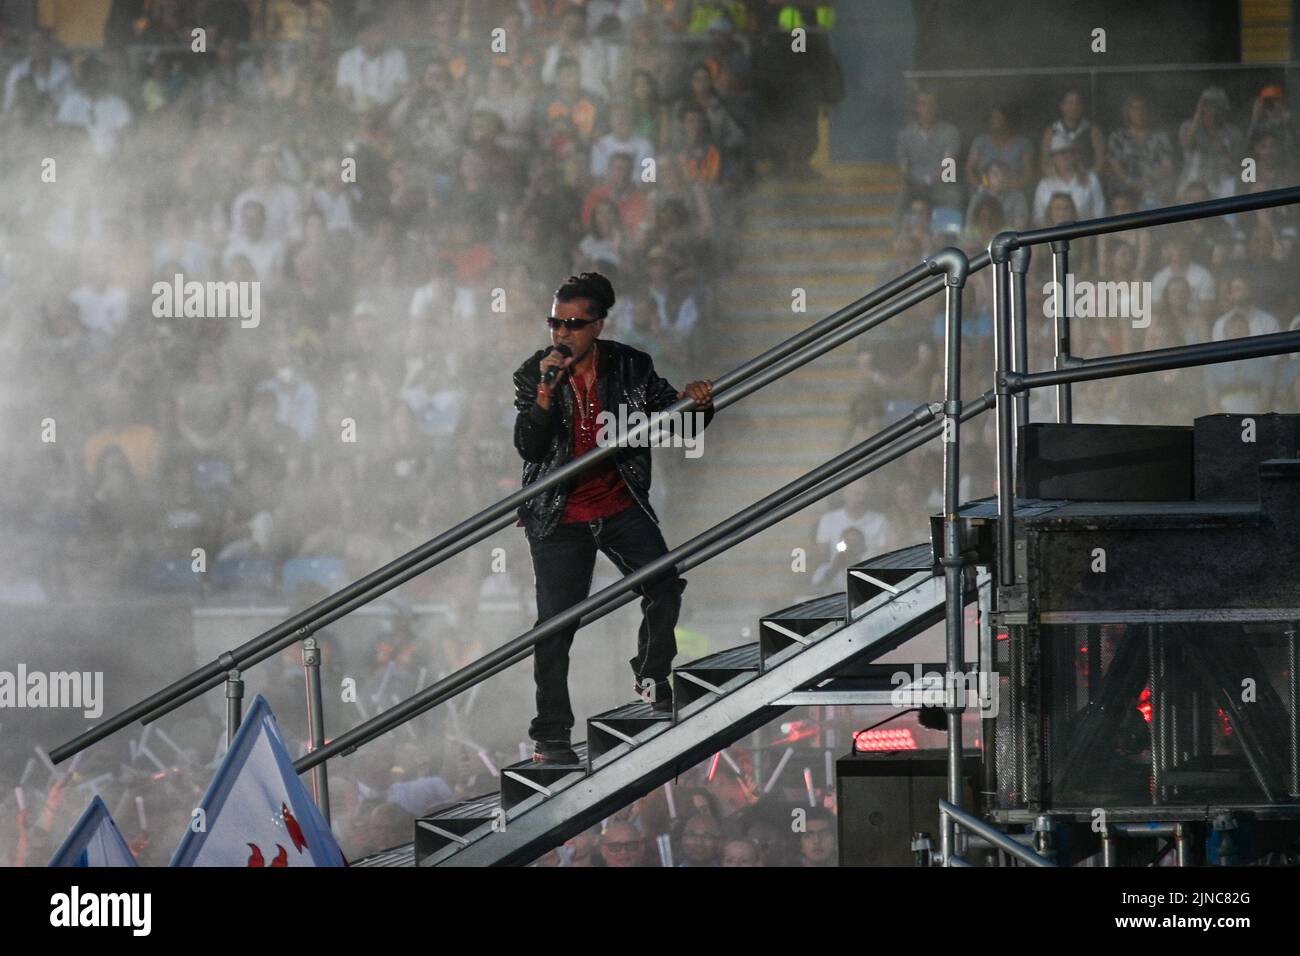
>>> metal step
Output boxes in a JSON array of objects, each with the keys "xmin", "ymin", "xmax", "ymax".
[
  {"xmin": 759, "ymin": 592, "xmax": 848, "ymax": 667},
  {"xmin": 587, "ymin": 700, "xmax": 673, "ymax": 764},
  {"xmin": 422, "ymin": 569, "xmax": 950, "ymax": 866},
  {"xmin": 846, "ymin": 543, "xmax": 937, "ymax": 615},
  {"xmin": 414, "ymin": 793, "xmax": 500, "ymax": 863},
  {"xmin": 673, "ymin": 643, "xmax": 762, "ymax": 709},
  {"xmin": 499, "ymin": 742, "xmax": 589, "ymax": 811}
]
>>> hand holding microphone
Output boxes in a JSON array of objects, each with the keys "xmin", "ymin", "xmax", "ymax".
[{"xmin": 536, "ymin": 344, "xmax": 573, "ymax": 409}]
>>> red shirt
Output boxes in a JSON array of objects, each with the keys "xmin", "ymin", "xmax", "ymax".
[{"xmin": 560, "ymin": 348, "xmax": 637, "ymax": 523}]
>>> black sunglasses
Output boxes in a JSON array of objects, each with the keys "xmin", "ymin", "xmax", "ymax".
[{"xmin": 547, "ymin": 316, "xmax": 600, "ymax": 331}]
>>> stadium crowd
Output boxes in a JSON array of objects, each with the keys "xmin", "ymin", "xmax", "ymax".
[
  {"xmin": 0, "ymin": 0, "xmax": 851, "ymax": 866},
  {"xmin": 5, "ymin": 0, "xmax": 1300, "ymax": 866}
]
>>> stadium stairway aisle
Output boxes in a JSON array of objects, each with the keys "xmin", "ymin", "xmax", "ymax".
[{"xmin": 666, "ymin": 163, "xmax": 902, "ymax": 613}]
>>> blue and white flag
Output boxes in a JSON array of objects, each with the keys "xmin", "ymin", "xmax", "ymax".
[
  {"xmin": 170, "ymin": 695, "xmax": 345, "ymax": 867},
  {"xmin": 49, "ymin": 795, "xmax": 138, "ymax": 867}
]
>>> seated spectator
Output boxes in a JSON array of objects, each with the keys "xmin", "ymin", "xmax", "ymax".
[
  {"xmin": 642, "ymin": 244, "xmax": 699, "ymax": 342},
  {"xmin": 1105, "ymin": 92, "xmax": 1175, "ymax": 208},
  {"xmin": 1246, "ymin": 84, "xmax": 1294, "ymax": 164},
  {"xmin": 1236, "ymin": 220, "xmax": 1292, "ymax": 318},
  {"xmin": 966, "ymin": 159, "xmax": 1028, "ymax": 231},
  {"xmin": 541, "ymin": 3, "xmax": 613, "ymax": 100},
  {"xmin": 1152, "ymin": 234, "xmax": 1216, "ymax": 321},
  {"xmin": 629, "ymin": 68, "xmax": 672, "ymax": 147},
  {"xmin": 336, "ymin": 14, "xmax": 410, "ymax": 115},
  {"xmin": 676, "ymin": 813, "xmax": 722, "ymax": 867},
  {"xmin": 674, "ymin": 105, "xmax": 723, "ymax": 184},
  {"xmin": 681, "ymin": 60, "xmax": 747, "ymax": 158},
  {"xmin": 391, "ymin": 58, "xmax": 470, "ymax": 181},
  {"xmin": 965, "ymin": 104, "xmax": 1033, "ymax": 192},
  {"xmin": 175, "ymin": 351, "xmax": 243, "ymax": 459},
  {"xmin": 896, "ymin": 88, "xmax": 962, "ymax": 213},
  {"xmin": 798, "ymin": 806, "xmax": 836, "ymax": 866},
  {"xmin": 538, "ymin": 56, "xmax": 606, "ymax": 147},
  {"xmin": 581, "ymin": 151, "xmax": 649, "ymax": 233},
  {"xmin": 232, "ymin": 145, "xmax": 305, "ymax": 245},
  {"xmin": 1033, "ymin": 138, "xmax": 1104, "ymax": 226},
  {"xmin": 811, "ymin": 480, "xmax": 891, "ymax": 577},
  {"xmin": 68, "ymin": 250, "xmax": 129, "ymax": 338},
  {"xmin": 576, "ymin": 198, "xmax": 628, "ymax": 273},
  {"xmin": 3, "ymin": 29, "xmax": 72, "ymax": 114},
  {"xmin": 596, "ymin": 821, "xmax": 649, "ymax": 867},
  {"xmin": 1039, "ymin": 88, "xmax": 1105, "ymax": 179},
  {"xmin": 55, "ymin": 57, "xmax": 133, "ymax": 158},
  {"xmin": 591, "ymin": 102, "xmax": 655, "ymax": 179},
  {"xmin": 722, "ymin": 837, "xmax": 761, "ymax": 867},
  {"xmin": 222, "ymin": 201, "xmax": 287, "ymax": 289},
  {"xmin": 472, "ymin": 63, "xmax": 537, "ymax": 156},
  {"xmin": 1097, "ymin": 190, "xmax": 1154, "ymax": 278},
  {"xmin": 963, "ymin": 193, "xmax": 1006, "ymax": 253},
  {"xmin": 1211, "ymin": 273, "xmax": 1280, "ymax": 340},
  {"xmin": 1177, "ymin": 86, "xmax": 1243, "ymax": 199},
  {"xmin": 812, "ymin": 525, "xmax": 866, "ymax": 589},
  {"xmin": 1156, "ymin": 275, "xmax": 1205, "ymax": 344},
  {"xmin": 1205, "ymin": 310, "xmax": 1277, "ymax": 413}
]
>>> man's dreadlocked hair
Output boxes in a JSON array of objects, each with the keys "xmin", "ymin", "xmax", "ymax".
[{"xmin": 554, "ymin": 271, "xmax": 616, "ymax": 319}]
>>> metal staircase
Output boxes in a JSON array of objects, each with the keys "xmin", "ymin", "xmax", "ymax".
[{"xmin": 378, "ymin": 544, "xmax": 952, "ymax": 867}]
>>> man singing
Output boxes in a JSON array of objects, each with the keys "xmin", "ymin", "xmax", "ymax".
[{"xmin": 513, "ymin": 272, "xmax": 715, "ymax": 765}]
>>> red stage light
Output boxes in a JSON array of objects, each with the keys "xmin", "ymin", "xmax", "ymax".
[{"xmin": 853, "ymin": 728, "xmax": 917, "ymax": 752}]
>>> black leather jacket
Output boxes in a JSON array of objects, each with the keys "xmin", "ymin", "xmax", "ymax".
[{"xmin": 512, "ymin": 337, "xmax": 715, "ymax": 540}]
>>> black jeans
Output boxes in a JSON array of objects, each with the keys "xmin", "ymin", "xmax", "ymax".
[{"xmin": 526, "ymin": 502, "xmax": 685, "ymax": 744}]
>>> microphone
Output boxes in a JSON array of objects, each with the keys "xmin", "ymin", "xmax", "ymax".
[{"xmin": 542, "ymin": 344, "xmax": 573, "ymax": 386}]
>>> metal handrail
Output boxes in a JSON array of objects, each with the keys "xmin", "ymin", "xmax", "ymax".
[{"xmin": 51, "ymin": 251, "xmax": 992, "ymax": 765}]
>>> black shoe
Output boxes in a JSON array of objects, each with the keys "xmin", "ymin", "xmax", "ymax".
[
  {"xmin": 532, "ymin": 740, "xmax": 580, "ymax": 765},
  {"xmin": 634, "ymin": 679, "xmax": 674, "ymax": 713}
]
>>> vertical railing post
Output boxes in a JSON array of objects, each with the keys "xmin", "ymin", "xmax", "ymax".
[
  {"xmin": 990, "ymin": 234, "xmax": 1016, "ymax": 589},
  {"xmin": 302, "ymin": 636, "xmax": 332, "ymax": 824},
  {"xmin": 929, "ymin": 247, "xmax": 969, "ymax": 866},
  {"xmin": 1050, "ymin": 238, "xmax": 1073, "ymax": 423},
  {"xmin": 1009, "ymin": 245, "xmax": 1032, "ymax": 433},
  {"xmin": 225, "ymin": 670, "xmax": 244, "ymax": 746}
]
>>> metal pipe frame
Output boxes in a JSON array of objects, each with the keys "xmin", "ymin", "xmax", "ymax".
[
  {"xmin": 1049, "ymin": 240, "xmax": 1073, "ymax": 423},
  {"xmin": 1005, "ymin": 330, "xmax": 1300, "ymax": 393},
  {"xmin": 225, "ymin": 670, "xmax": 243, "ymax": 747},
  {"xmin": 989, "ymin": 243, "xmax": 1016, "ymax": 587},
  {"xmin": 1009, "ymin": 246, "xmax": 1031, "ymax": 434},
  {"xmin": 939, "ymin": 800, "xmax": 1054, "ymax": 867},
  {"xmin": 297, "ymin": 393, "xmax": 997, "ymax": 772},
  {"xmin": 53, "ymin": 252, "xmax": 994, "ymax": 764},
  {"xmin": 931, "ymin": 247, "xmax": 970, "ymax": 866},
  {"xmin": 301, "ymin": 637, "xmax": 330, "ymax": 823}
]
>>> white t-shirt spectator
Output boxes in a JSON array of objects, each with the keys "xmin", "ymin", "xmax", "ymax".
[
  {"xmin": 55, "ymin": 89, "xmax": 132, "ymax": 157},
  {"xmin": 815, "ymin": 507, "xmax": 890, "ymax": 564},
  {"xmin": 311, "ymin": 187, "xmax": 356, "ymax": 233},
  {"xmin": 3, "ymin": 55, "xmax": 72, "ymax": 111},
  {"xmin": 69, "ymin": 285, "xmax": 128, "ymax": 335},
  {"xmin": 232, "ymin": 183, "xmax": 305, "ymax": 244},
  {"xmin": 222, "ymin": 235, "xmax": 287, "ymax": 287},
  {"xmin": 1032, "ymin": 171, "xmax": 1105, "ymax": 225},
  {"xmin": 1211, "ymin": 306, "xmax": 1280, "ymax": 341},
  {"xmin": 336, "ymin": 45, "xmax": 410, "ymax": 110},
  {"xmin": 1152, "ymin": 264, "xmax": 1216, "ymax": 316},
  {"xmin": 541, "ymin": 39, "xmax": 611, "ymax": 100},
  {"xmin": 648, "ymin": 285, "xmax": 698, "ymax": 341},
  {"xmin": 591, "ymin": 133, "xmax": 654, "ymax": 179}
]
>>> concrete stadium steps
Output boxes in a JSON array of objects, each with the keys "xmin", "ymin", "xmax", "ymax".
[{"xmin": 685, "ymin": 163, "xmax": 902, "ymax": 609}]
